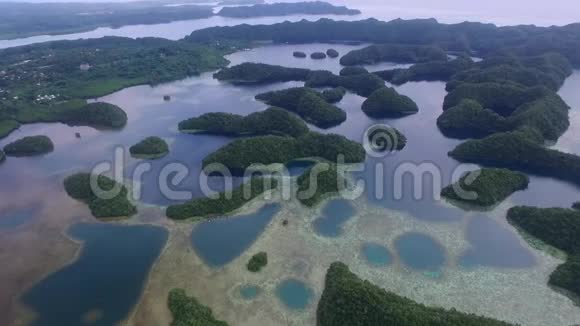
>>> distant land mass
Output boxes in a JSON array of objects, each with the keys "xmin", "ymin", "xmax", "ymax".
[{"xmin": 0, "ymin": 1, "xmax": 361, "ymax": 40}]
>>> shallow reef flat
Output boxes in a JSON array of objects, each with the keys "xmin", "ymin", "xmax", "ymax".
[{"xmin": 128, "ymin": 191, "xmax": 580, "ymax": 326}]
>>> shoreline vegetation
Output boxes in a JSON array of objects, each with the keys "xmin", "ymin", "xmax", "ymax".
[
  {"xmin": 0, "ymin": 1, "xmax": 360, "ymax": 40},
  {"xmin": 247, "ymin": 252, "xmax": 268, "ymax": 272},
  {"xmin": 317, "ymin": 262, "xmax": 512, "ymax": 325},
  {"xmin": 507, "ymin": 206, "xmax": 580, "ymax": 302},
  {"xmin": 441, "ymin": 168, "xmax": 529, "ymax": 207},
  {"xmin": 166, "ymin": 177, "xmax": 278, "ymax": 221},
  {"xmin": 63, "ymin": 173, "xmax": 136, "ymax": 219}
]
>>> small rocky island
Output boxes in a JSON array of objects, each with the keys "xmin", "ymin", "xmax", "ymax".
[
  {"xmin": 441, "ymin": 168, "xmax": 529, "ymax": 207},
  {"xmin": 247, "ymin": 252, "xmax": 268, "ymax": 272},
  {"xmin": 3, "ymin": 135, "xmax": 54, "ymax": 157},
  {"xmin": 362, "ymin": 87, "xmax": 419, "ymax": 118},
  {"xmin": 63, "ymin": 102, "xmax": 128, "ymax": 129},
  {"xmin": 437, "ymin": 99, "xmax": 509, "ymax": 139},
  {"xmin": 311, "ymin": 52, "xmax": 327, "ymax": 59},
  {"xmin": 129, "ymin": 136, "xmax": 169, "ymax": 159},
  {"xmin": 326, "ymin": 48, "xmax": 339, "ymax": 58},
  {"xmin": 64, "ymin": 173, "xmax": 136, "ymax": 219},
  {"xmin": 293, "ymin": 51, "xmax": 307, "ymax": 58}
]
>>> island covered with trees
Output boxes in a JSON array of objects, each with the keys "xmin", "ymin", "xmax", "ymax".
[
  {"xmin": 3, "ymin": 135, "xmax": 54, "ymax": 157},
  {"xmin": 0, "ymin": 36, "xmax": 231, "ymax": 139},
  {"xmin": 166, "ymin": 177, "xmax": 277, "ymax": 220},
  {"xmin": 247, "ymin": 252, "xmax": 268, "ymax": 272},
  {"xmin": 317, "ymin": 262, "xmax": 511, "ymax": 326},
  {"xmin": 340, "ymin": 44, "xmax": 447, "ymax": 66},
  {"xmin": 255, "ymin": 88, "xmax": 346, "ymax": 128},
  {"xmin": 507, "ymin": 206, "xmax": 580, "ymax": 301},
  {"xmin": 179, "ymin": 107, "xmax": 309, "ymax": 137},
  {"xmin": 217, "ymin": 1, "xmax": 360, "ymax": 18},
  {"xmin": 441, "ymin": 168, "xmax": 529, "ymax": 207},
  {"xmin": 63, "ymin": 172, "xmax": 136, "ymax": 219},
  {"xmin": 129, "ymin": 136, "xmax": 169, "ymax": 159},
  {"xmin": 361, "ymin": 87, "xmax": 419, "ymax": 118},
  {"xmin": 168, "ymin": 288, "xmax": 228, "ymax": 326},
  {"xmin": 202, "ymin": 133, "xmax": 366, "ymax": 175},
  {"xmin": 297, "ymin": 163, "xmax": 347, "ymax": 207}
]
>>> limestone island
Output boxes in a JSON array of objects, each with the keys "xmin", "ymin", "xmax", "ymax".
[
  {"xmin": 217, "ymin": 1, "xmax": 361, "ymax": 18},
  {"xmin": 326, "ymin": 48, "xmax": 339, "ymax": 58},
  {"xmin": 255, "ymin": 88, "xmax": 346, "ymax": 128},
  {"xmin": 247, "ymin": 252, "xmax": 268, "ymax": 272},
  {"xmin": 64, "ymin": 173, "xmax": 136, "ymax": 219},
  {"xmin": 367, "ymin": 126, "xmax": 407, "ymax": 151},
  {"xmin": 293, "ymin": 51, "xmax": 307, "ymax": 58},
  {"xmin": 339, "ymin": 66, "xmax": 369, "ymax": 76},
  {"xmin": 340, "ymin": 44, "xmax": 447, "ymax": 66},
  {"xmin": 178, "ymin": 107, "xmax": 309, "ymax": 137},
  {"xmin": 311, "ymin": 52, "xmax": 327, "ymax": 60},
  {"xmin": 213, "ymin": 62, "xmax": 310, "ymax": 84},
  {"xmin": 168, "ymin": 288, "xmax": 229, "ymax": 326},
  {"xmin": 3, "ymin": 135, "xmax": 54, "ymax": 157},
  {"xmin": 129, "ymin": 136, "xmax": 169, "ymax": 159},
  {"xmin": 375, "ymin": 57, "xmax": 474, "ymax": 85},
  {"xmin": 449, "ymin": 129, "xmax": 580, "ymax": 187},
  {"xmin": 306, "ymin": 70, "xmax": 385, "ymax": 97},
  {"xmin": 362, "ymin": 87, "xmax": 419, "ymax": 118},
  {"xmin": 321, "ymin": 87, "xmax": 347, "ymax": 103},
  {"xmin": 437, "ymin": 99, "xmax": 510, "ymax": 139},
  {"xmin": 201, "ymin": 133, "xmax": 365, "ymax": 176},
  {"xmin": 61, "ymin": 102, "xmax": 128, "ymax": 129},
  {"xmin": 317, "ymin": 262, "xmax": 512, "ymax": 325},
  {"xmin": 166, "ymin": 177, "xmax": 277, "ymax": 220},
  {"xmin": 297, "ymin": 163, "xmax": 347, "ymax": 207},
  {"xmin": 441, "ymin": 168, "xmax": 529, "ymax": 207},
  {"xmin": 507, "ymin": 206, "xmax": 580, "ymax": 302}
]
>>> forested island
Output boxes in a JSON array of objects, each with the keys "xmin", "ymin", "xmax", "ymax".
[
  {"xmin": 202, "ymin": 133, "xmax": 365, "ymax": 175},
  {"xmin": 247, "ymin": 252, "xmax": 268, "ymax": 272},
  {"xmin": 166, "ymin": 177, "xmax": 277, "ymax": 220},
  {"xmin": 168, "ymin": 288, "xmax": 228, "ymax": 326},
  {"xmin": 63, "ymin": 173, "xmax": 136, "ymax": 219},
  {"xmin": 297, "ymin": 163, "xmax": 346, "ymax": 207},
  {"xmin": 441, "ymin": 168, "xmax": 529, "ymax": 207},
  {"xmin": 507, "ymin": 207, "xmax": 580, "ymax": 301},
  {"xmin": 0, "ymin": 37, "xmax": 231, "ymax": 139},
  {"xmin": 317, "ymin": 262, "xmax": 511, "ymax": 326},
  {"xmin": 129, "ymin": 136, "xmax": 169, "ymax": 159},
  {"xmin": 367, "ymin": 126, "xmax": 407, "ymax": 151},
  {"xmin": 361, "ymin": 87, "xmax": 419, "ymax": 118},
  {"xmin": 376, "ymin": 57, "xmax": 474, "ymax": 85},
  {"xmin": 217, "ymin": 1, "xmax": 360, "ymax": 18},
  {"xmin": 436, "ymin": 100, "xmax": 509, "ymax": 139},
  {"xmin": 214, "ymin": 62, "xmax": 385, "ymax": 97},
  {"xmin": 255, "ymin": 88, "xmax": 346, "ymax": 128},
  {"xmin": 3, "ymin": 135, "xmax": 54, "ymax": 157},
  {"xmin": 179, "ymin": 107, "xmax": 309, "ymax": 137}
]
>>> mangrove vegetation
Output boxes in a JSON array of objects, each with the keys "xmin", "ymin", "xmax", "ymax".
[
  {"xmin": 168, "ymin": 288, "xmax": 228, "ymax": 326},
  {"xmin": 129, "ymin": 136, "xmax": 169, "ymax": 159},
  {"xmin": 3, "ymin": 135, "xmax": 54, "ymax": 157}
]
